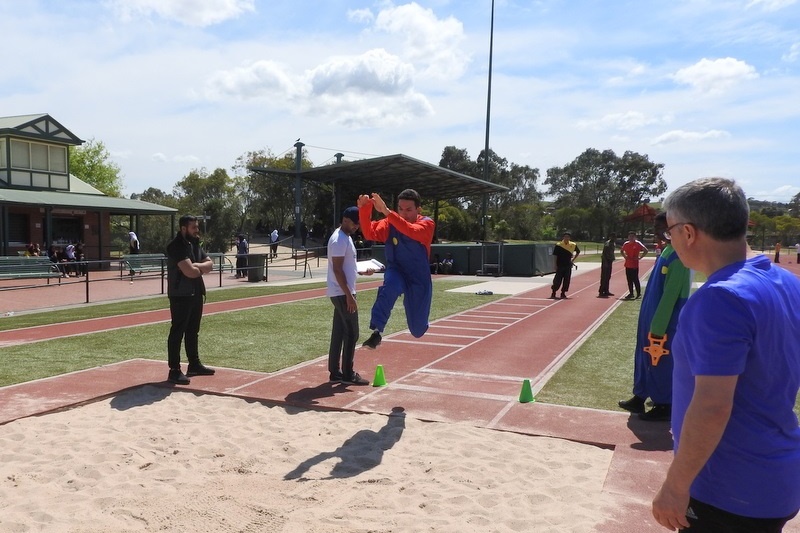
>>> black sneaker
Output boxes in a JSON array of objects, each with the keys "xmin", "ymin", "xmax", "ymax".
[
  {"xmin": 329, "ymin": 372, "xmax": 344, "ymax": 383},
  {"xmin": 618, "ymin": 395, "xmax": 646, "ymax": 414},
  {"xmin": 560, "ymin": 292, "xmax": 568, "ymax": 299},
  {"xmin": 624, "ymin": 294, "xmax": 635, "ymax": 300},
  {"xmin": 362, "ymin": 331, "xmax": 382, "ymax": 350},
  {"xmin": 607, "ymin": 292, "xmax": 615, "ymax": 297},
  {"xmin": 342, "ymin": 372, "xmax": 370, "ymax": 386},
  {"xmin": 639, "ymin": 404, "xmax": 671, "ymax": 422},
  {"xmin": 186, "ymin": 363, "xmax": 215, "ymax": 377},
  {"xmin": 549, "ymin": 292, "xmax": 557, "ymax": 299},
  {"xmin": 168, "ymin": 368, "xmax": 191, "ymax": 385}
]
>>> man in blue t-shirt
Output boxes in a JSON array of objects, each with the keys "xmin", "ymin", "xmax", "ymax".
[{"xmin": 652, "ymin": 178, "xmax": 800, "ymax": 532}]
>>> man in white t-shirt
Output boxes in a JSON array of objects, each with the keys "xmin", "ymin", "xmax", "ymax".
[{"xmin": 327, "ymin": 207, "xmax": 372, "ymax": 385}]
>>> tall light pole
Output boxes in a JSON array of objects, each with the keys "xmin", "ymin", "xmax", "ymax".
[{"xmin": 481, "ymin": 0, "xmax": 495, "ymax": 242}]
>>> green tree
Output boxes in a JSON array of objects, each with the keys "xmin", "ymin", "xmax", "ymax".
[
  {"xmin": 544, "ymin": 148, "xmax": 665, "ymax": 239},
  {"xmin": 69, "ymin": 138, "xmax": 124, "ymax": 197},
  {"xmin": 173, "ymin": 168, "xmax": 240, "ymax": 253},
  {"xmin": 128, "ymin": 188, "xmax": 180, "ymax": 253},
  {"xmin": 438, "ymin": 146, "xmax": 542, "ymax": 241},
  {"xmin": 231, "ymin": 148, "xmax": 318, "ymax": 240}
]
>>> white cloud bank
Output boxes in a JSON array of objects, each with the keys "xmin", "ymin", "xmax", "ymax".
[
  {"xmin": 109, "ymin": 0, "xmax": 255, "ymax": 27},
  {"xmin": 672, "ymin": 57, "xmax": 758, "ymax": 94}
]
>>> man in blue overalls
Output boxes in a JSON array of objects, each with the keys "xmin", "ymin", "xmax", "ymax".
[{"xmin": 358, "ymin": 189, "xmax": 435, "ymax": 349}]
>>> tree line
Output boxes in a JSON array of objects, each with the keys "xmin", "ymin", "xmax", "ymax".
[{"xmin": 70, "ymin": 140, "xmax": 800, "ymax": 253}]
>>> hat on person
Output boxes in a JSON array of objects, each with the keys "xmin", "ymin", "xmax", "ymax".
[{"xmin": 343, "ymin": 206, "xmax": 360, "ymax": 225}]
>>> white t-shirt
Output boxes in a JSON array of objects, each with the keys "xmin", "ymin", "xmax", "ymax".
[{"xmin": 326, "ymin": 227, "xmax": 357, "ymax": 297}]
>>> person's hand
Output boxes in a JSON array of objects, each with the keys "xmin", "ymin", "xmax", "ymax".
[
  {"xmin": 370, "ymin": 193, "xmax": 389, "ymax": 215},
  {"xmin": 652, "ymin": 482, "xmax": 691, "ymax": 531},
  {"xmin": 346, "ymin": 293, "xmax": 357, "ymax": 313},
  {"xmin": 357, "ymin": 194, "xmax": 372, "ymax": 208},
  {"xmin": 358, "ymin": 268, "xmax": 375, "ymax": 276}
]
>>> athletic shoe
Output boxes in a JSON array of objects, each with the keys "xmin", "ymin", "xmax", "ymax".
[
  {"xmin": 606, "ymin": 292, "xmax": 615, "ymax": 297},
  {"xmin": 329, "ymin": 372, "xmax": 344, "ymax": 383},
  {"xmin": 639, "ymin": 404, "xmax": 671, "ymax": 422},
  {"xmin": 618, "ymin": 395, "xmax": 645, "ymax": 414},
  {"xmin": 168, "ymin": 369, "xmax": 191, "ymax": 385},
  {"xmin": 560, "ymin": 292, "xmax": 568, "ymax": 299},
  {"xmin": 549, "ymin": 292, "xmax": 557, "ymax": 299},
  {"xmin": 362, "ymin": 331, "xmax": 382, "ymax": 349},
  {"xmin": 624, "ymin": 294, "xmax": 635, "ymax": 300},
  {"xmin": 342, "ymin": 372, "xmax": 369, "ymax": 386},
  {"xmin": 186, "ymin": 363, "xmax": 215, "ymax": 376}
]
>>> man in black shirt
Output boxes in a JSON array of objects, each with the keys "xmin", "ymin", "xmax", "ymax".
[
  {"xmin": 550, "ymin": 231, "xmax": 580, "ymax": 299},
  {"xmin": 166, "ymin": 215, "xmax": 215, "ymax": 385},
  {"xmin": 598, "ymin": 233, "xmax": 616, "ymax": 297}
]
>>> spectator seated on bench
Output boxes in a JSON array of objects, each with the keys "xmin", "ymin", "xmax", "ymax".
[
  {"xmin": 0, "ymin": 255, "xmax": 62, "ymax": 284},
  {"xmin": 439, "ymin": 253, "xmax": 455, "ymax": 275}
]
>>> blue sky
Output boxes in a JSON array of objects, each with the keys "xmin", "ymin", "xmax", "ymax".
[{"xmin": 1, "ymin": 0, "xmax": 798, "ymax": 201}]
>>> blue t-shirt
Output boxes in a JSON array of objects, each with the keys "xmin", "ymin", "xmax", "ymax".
[{"xmin": 672, "ymin": 254, "xmax": 800, "ymax": 518}]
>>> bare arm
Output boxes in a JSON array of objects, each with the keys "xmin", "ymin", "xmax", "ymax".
[
  {"xmin": 330, "ymin": 256, "xmax": 357, "ymax": 313},
  {"xmin": 652, "ymin": 375, "xmax": 737, "ymax": 530},
  {"xmin": 177, "ymin": 257, "xmax": 213, "ymax": 278}
]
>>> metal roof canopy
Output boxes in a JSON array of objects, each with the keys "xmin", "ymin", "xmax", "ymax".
[
  {"xmin": 251, "ymin": 153, "xmax": 509, "ymax": 200},
  {"xmin": 0, "ymin": 188, "xmax": 177, "ymax": 215}
]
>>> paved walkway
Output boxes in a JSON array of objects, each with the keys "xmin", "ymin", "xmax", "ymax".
[{"xmin": 1, "ymin": 258, "xmax": 798, "ymax": 532}]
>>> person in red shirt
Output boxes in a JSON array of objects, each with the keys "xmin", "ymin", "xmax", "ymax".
[
  {"xmin": 620, "ymin": 231, "xmax": 648, "ymax": 299},
  {"xmin": 358, "ymin": 189, "xmax": 435, "ymax": 349}
]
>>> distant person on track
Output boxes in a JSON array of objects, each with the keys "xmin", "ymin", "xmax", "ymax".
[
  {"xmin": 550, "ymin": 231, "xmax": 580, "ymax": 299},
  {"xmin": 620, "ymin": 231, "xmax": 648, "ymax": 299},
  {"xmin": 598, "ymin": 232, "xmax": 616, "ymax": 297}
]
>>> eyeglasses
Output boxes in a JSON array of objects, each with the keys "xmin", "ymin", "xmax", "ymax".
[{"xmin": 663, "ymin": 222, "xmax": 691, "ymax": 240}]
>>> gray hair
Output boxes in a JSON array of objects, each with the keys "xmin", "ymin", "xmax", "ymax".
[{"xmin": 662, "ymin": 177, "xmax": 749, "ymax": 241}]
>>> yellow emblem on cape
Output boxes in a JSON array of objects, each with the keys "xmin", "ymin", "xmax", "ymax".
[
  {"xmin": 661, "ymin": 266, "xmax": 668, "ymax": 274},
  {"xmin": 393, "ymin": 237, "xmax": 398, "ymax": 245}
]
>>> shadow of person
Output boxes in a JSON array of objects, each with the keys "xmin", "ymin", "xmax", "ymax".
[
  {"xmin": 284, "ymin": 381, "xmax": 356, "ymax": 407},
  {"xmin": 626, "ymin": 415, "xmax": 673, "ymax": 451},
  {"xmin": 284, "ymin": 407, "xmax": 406, "ymax": 481},
  {"xmin": 109, "ymin": 384, "xmax": 174, "ymax": 411}
]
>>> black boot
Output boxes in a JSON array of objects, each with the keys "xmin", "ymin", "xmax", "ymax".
[
  {"xmin": 639, "ymin": 404, "xmax": 671, "ymax": 421},
  {"xmin": 618, "ymin": 395, "xmax": 646, "ymax": 414}
]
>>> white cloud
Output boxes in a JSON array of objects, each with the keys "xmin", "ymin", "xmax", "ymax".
[
  {"xmin": 746, "ymin": 0, "xmax": 798, "ymax": 11},
  {"xmin": 651, "ymin": 129, "xmax": 731, "ymax": 145},
  {"xmin": 672, "ymin": 58, "xmax": 758, "ymax": 94},
  {"xmin": 108, "ymin": 0, "xmax": 255, "ymax": 27},
  {"xmin": 372, "ymin": 2, "xmax": 469, "ymax": 80},
  {"xmin": 204, "ymin": 60, "xmax": 297, "ymax": 101},
  {"xmin": 578, "ymin": 111, "xmax": 673, "ymax": 131},
  {"xmin": 783, "ymin": 43, "xmax": 800, "ymax": 62},
  {"xmin": 152, "ymin": 153, "xmax": 167, "ymax": 162},
  {"xmin": 305, "ymin": 49, "xmax": 433, "ymax": 128},
  {"xmin": 307, "ymin": 49, "xmax": 415, "ymax": 97},
  {"xmin": 347, "ymin": 8, "xmax": 374, "ymax": 24}
]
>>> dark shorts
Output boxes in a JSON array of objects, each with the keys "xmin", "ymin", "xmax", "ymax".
[{"xmin": 683, "ymin": 497, "xmax": 798, "ymax": 533}]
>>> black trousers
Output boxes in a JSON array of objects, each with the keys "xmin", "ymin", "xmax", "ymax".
[
  {"xmin": 625, "ymin": 267, "xmax": 641, "ymax": 296},
  {"xmin": 551, "ymin": 266, "xmax": 573, "ymax": 293},
  {"xmin": 328, "ymin": 295, "xmax": 359, "ymax": 378},
  {"xmin": 683, "ymin": 497, "xmax": 798, "ymax": 533},
  {"xmin": 168, "ymin": 295, "xmax": 204, "ymax": 369},
  {"xmin": 599, "ymin": 260, "xmax": 612, "ymax": 294},
  {"xmin": 236, "ymin": 256, "xmax": 248, "ymax": 277}
]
